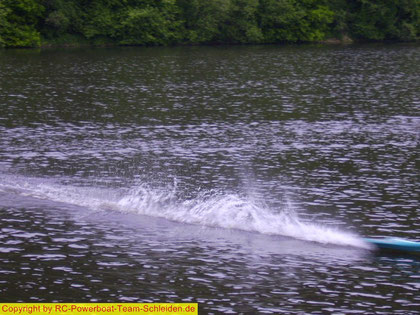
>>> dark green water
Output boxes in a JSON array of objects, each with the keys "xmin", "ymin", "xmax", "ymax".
[{"xmin": 0, "ymin": 44, "xmax": 419, "ymax": 314}]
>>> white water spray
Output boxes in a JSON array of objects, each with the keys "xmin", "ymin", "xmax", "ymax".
[{"xmin": 0, "ymin": 176, "xmax": 371, "ymax": 249}]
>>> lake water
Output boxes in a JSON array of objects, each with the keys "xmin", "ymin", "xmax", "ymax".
[{"xmin": 0, "ymin": 44, "xmax": 419, "ymax": 313}]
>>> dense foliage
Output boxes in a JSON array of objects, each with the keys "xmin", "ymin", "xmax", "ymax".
[{"xmin": 0, "ymin": 0, "xmax": 419, "ymax": 47}]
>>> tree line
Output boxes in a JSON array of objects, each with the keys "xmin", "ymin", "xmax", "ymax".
[{"xmin": 0, "ymin": 0, "xmax": 419, "ymax": 48}]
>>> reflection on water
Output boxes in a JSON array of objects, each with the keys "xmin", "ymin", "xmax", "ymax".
[{"xmin": 0, "ymin": 44, "xmax": 419, "ymax": 313}]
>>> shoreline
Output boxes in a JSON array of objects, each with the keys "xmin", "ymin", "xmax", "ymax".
[{"xmin": 3, "ymin": 37, "xmax": 418, "ymax": 50}]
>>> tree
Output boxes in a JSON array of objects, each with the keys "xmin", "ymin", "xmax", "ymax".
[
  {"xmin": 0, "ymin": 0, "xmax": 44, "ymax": 47},
  {"xmin": 258, "ymin": 0, "xmax": 333, "ymax": 43},
  {"xmin": 117, "ymin": 0, "xmax": 183, "ymax": 45},
  {"xmin": 42, "ymin": 0, "xmax": 85, "ymax": 37},
  {"xmin": 176, "ymin": 0, "xmax": 231, "ymax": 43},
  {"xmin": 0, "ymin": 0, "xmax": 418, "ymax": 47},
  {"xmin": 220, "ymin": 0, "xmax": 263, "ymax": 43},
  {"xmin": 82, "ymin": 0, "xmax": 122, "ymax": 41},
  {"xmin": 347, "ymin": 0, "xmax": 419, "ymax": 41}
]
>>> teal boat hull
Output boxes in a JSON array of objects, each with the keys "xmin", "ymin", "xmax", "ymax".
[{"xmin": 364, "ymin": 238, "xmax": 420, "ymax": 255}]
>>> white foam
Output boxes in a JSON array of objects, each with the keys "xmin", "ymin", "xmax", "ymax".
[
  {"xmin": 0, "ymin": 176, "xmax": 371, "ymax": 249},
  {"xmin": 118, "ymin": 187, "xmax": 370, "ymax": 248}
]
